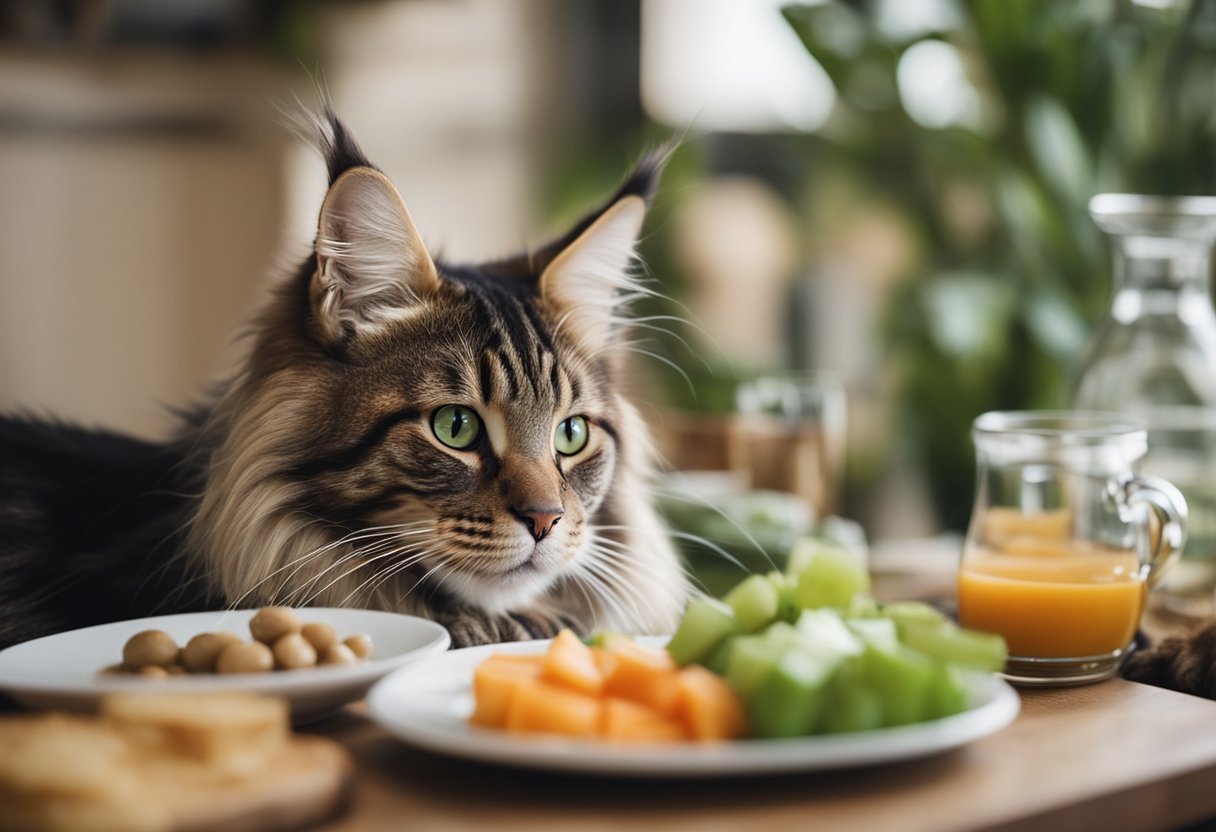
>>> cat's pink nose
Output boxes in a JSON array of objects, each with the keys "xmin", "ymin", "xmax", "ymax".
[{"xmin": 513, "ymin": 507, "xmax": 562, "ymax": 542}]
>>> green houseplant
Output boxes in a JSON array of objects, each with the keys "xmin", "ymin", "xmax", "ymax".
[{"xmin": 783, "ymin": 0, "xmax": 1216, "ymax": 527}]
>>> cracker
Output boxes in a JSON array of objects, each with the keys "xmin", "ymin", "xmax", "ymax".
[
  {"xmin": 0, "ymin": 714, "xmax": 136, "ymax": 799},
  {"xmin": 101, "ymin": 692, "xmax": 289, "ymax": 778}
]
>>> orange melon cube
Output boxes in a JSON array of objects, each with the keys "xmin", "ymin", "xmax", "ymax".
[
  {"xmin": 593, "ymin": 649, "xmax": 618, "ymax": 678},
  {"xmin": 602, "ymin": 639, "xmax": 681, "ymax": 715},
  {"xmin": 601, "ymin": 698, "xmax": 688, "ymax": 743},
  {"xmin": 469, "ymin": 654, "xmax": 544, "ymax": 728},
  {"xmin": 672, "ymin": 664, "xmax": 749, "ymax": 741},
  {"xmin": 505, "ymin": 680, "xmax": 602, "ymax": 738},
  {"xmin": 542, "ymin": 630, "xmax": 605, "ymax": 696}
]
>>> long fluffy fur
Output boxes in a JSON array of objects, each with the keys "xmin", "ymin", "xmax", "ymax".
[{"xmin": 0, "ymin": 111, "xmax": 688, "ymax": 649}]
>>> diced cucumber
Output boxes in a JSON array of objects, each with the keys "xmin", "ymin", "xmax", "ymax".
[
  {"xmin": 924, "ymin": 663, "xmax": 970, "ymax": 720},
  {"xmin": 897, "ymin": 619, "xmax": 1007, "ymax": 673},
  {"xmin": 724, "ymin": 574, "xmax": 780, "ymax": 633},
  {"xmin": 848, "ymin": 617, "xmax": 900, "ymax": 652},
  {"xmin": 723, "ymin": 635, "xmax": 789, "ymax": 698},
  {"xmin": 747, "ymin": 648, "xmax": 840, "ymax": 739},
  {"xmin": 847, "ymin": 594, "xmax": 882, "ymax": 619},
  {"xmin": 705, "ymin": 638, "xmax": 733, "ymax": 676},
  {"xmin": 817, "ymin": 659, "xmax": 884, "ymax": 734},
  {"xmin": 792, "ymin": 547, "xmax": 871, "ymax": 610},
  {"xmin": 588, "ymin": 632, "xmax": 629, "ymax": 649},
  {"xmin": 766, "ymin": 571, "xmax": 802, "ymax": 623},
  {"xmin": 795, "ymin": 610, "xmax": 864, "ymax": 660},
  {"xmin": 862, "ymin": 643, "xmax": 935, "ymax": 727},
  {"xmin": 666, "ymin": 596, "xmax": 739, "ymax": 666},
  {"xmin": 787, "ymin": 538, "xmax": 860, "ymax": 578},
  {"xmin": 760, "ymin": 620, "xmax": 802, "ymax": 646},
  {"xmin": 883, "ymin": 600, "xmax": 949, "ymax": 628}
]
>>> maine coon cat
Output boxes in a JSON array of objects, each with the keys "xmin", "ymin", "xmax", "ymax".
[{"xmin": 0, "ymin": 111, "xmax": 688, "ymax": 649}]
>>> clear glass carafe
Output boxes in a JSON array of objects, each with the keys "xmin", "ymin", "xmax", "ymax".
[
  {"xmin": 960, "ymin": 412, "xmax": 1186, "ymax": 685},
  {"xmin": 1072, "ymin": 195, "xmax": 1216, "ymax": 613}
]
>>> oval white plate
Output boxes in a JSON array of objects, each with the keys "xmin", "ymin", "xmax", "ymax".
[
  {"xmin": 0, "ymin": 608, "xmax": 449, "ymax": 720},
  {"xmin": 368, "ymin": 637, "xmax": 1020, "ymax": 777}
]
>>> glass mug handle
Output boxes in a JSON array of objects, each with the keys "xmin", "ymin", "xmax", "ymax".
[{"xmin": 1114, "ymin": 475, "xmax": 1188, "ymax": 588}]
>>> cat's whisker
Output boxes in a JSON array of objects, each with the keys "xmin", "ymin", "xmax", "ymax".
[
  {"xmin": 620, "ymin": 323, "xmax": 711, "ymax": 372},
  {"xmin": 577, "ymin": 563, "xmax": 640, "ymax": 629},
  {"xmin": 227, "ymin": 522, "xmax": 431, "ymax": 610},
  {"xmin": 280, "ymin": 525, "xmax": 434, "ymax": 603},
  {"xmin": 229, "ymin": 534, "xmax": 389, "ymax": 610},
  {"xmin": 559, "ymin": 571, "xmax": 602, "ymax": 630},
  {"xmin": 585, "ymin": 531, "xmax": 694, "ymax": 614},
  {"xmin": 647, "ymin": 488, "xmax": 778, "ymax": 572},
  {"xmin": 621, "ymin": 344, "xmax": 697, "ymax": 398},
  {"xmin": 344, "ymin": 550, "xmax": 434, "ymax": 608},
  {"xmin": 295, "ymin": 543, "xmax": 434, "ymax": 608},
  {"xmin": 630, "ymin": 312, "xmax": 725, "ymax": 357},
  {"xmin": 281, "ymin": 539, "xmax": 406, "ymax": 606}
]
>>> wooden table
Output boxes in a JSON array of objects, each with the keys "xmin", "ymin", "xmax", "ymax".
[{"xmin": 309, "ymin": 678, "xmax": 1216, "ymax": 832}]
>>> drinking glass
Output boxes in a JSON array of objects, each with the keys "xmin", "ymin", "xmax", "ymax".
[
  {"xmin": 958, "ymin": 411, "xmax": 1187, "ymax": 686},
  {"xmin": 734, "ymin": 373, "xmax": 847, "ymax": 518}
]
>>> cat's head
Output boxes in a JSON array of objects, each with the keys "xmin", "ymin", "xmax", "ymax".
[{"xmin": 191, "ymin": 112, "xmax": 672, "ymax": 619}]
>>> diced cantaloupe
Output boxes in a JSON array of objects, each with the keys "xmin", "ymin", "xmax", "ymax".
[
  {"xmin": 602, "ymin": 638, "xmax": 681, "ymax": 715},
  {"xmin": 672, "ymin": 664, "xmax": 749, "ymax": 741},
  {"xmin": 469, "ymin": 654, "xmax": 544, "ymax": 728},
  {"xmin": 601, "ymin": 698, "xmax": 688, "ymax": 743},
  {"xmin": 593, "ymin": 649, "xmax": 618, "ymax": 678},
  {"xmin": 471, "ymin": 631, "xmax": 749, "ymax": 744},
  {"xmin": 542, "ymin": 630, "xmax": 605, "ymax": 696},
  {"xmin": 504, "ymin": 680, "xmax": 602, "ymax": 738}
]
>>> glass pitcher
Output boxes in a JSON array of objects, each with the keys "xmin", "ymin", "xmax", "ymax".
[
  {"xmin": 959, "ymin": 411, "xmax": 1187, "ymax": 686},
  {"xmin": 1072, "ymin": 194, "xmax": 1216, "ymax": 612}
]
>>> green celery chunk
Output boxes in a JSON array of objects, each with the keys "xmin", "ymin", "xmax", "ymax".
[
  {"xmin": 787, "ymin": 538, "xmax": 855, "ymax": 578},
  {"xmin": 897, "ymin": 619, "xmax": 1007, "ymax": 673},
  {"xmin": 766, "ymin": 571, "xmax": 802, "ymax": 622},
  {"xmin": 665, "ymin": 596, "xmax": 740, "ymax": 666},
  {"xmin": 862, "ymin": 643, "xmax": 935, "ymax": 727},
  {"xmin": 588, "ymin": 632, "xmax": 628, "ymax": 649},
  {"xmin": 925, "ymin": 663, "xmax": 971, "ymax": 720},
  {"xmin": 760, "ymin": 620, "xmax": 803, "ymax": 646},
  {"xmin": 817, "ymin": 658, "xmax": 884, "ymax": 734},
  {"xmin": 792, "ymin": 547, "xmax": 871, "ymax": 610},
  {"xmin": 723, "ymin": 635, "xmax": 789, "ymax": 698},
  {"xmin": 747, "ymin": 648, "xmax": 841, "ymax": 739},
  {"xmin": 847, "ymin": 594, "xmax": 882, "ymax": 619},
  {"xmin": 724, "ymin": 574, "xmax": 781, "ymax": 633},
  {"xmin": 705, "ymin": 638, "xmax": 734, "ymax": 676},
  {"xmin": 883, "ymin": 600, "xmax": 949, "ymax": 627},
  {"xmin": 795, "ymin": 609, "xmax": 864, "ymax": 659},
  {"xmin": 848, "ymin": 617, "xmax": 900, "ymax": 652}
]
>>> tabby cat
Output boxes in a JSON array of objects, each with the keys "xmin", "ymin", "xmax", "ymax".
[{"xmin": 0, "ymin": 111, "xmax": 688, "ymax": 650}]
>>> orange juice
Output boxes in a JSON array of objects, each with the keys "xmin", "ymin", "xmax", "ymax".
[{"xmin": 958, "ymin": 548, "xmax": 1146, "ymax": 658}]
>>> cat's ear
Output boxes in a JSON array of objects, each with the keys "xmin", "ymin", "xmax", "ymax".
[
  {"xmin": 311, "ymin": 166, "xmax": 439, "ymax": 344},
  {"xmin": 538, "ymin": 154, "xmax": 663, "ymax": 352}
]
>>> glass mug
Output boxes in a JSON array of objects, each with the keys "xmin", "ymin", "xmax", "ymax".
[
  {"xmin": 958, "ymin": 411, "xmax": 1187, "ymax": 686},
  {"xmin": 734, "ymin": 373, "xmax": 847, "ymax": 517}
]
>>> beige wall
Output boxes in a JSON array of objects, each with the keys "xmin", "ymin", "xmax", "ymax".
[
  {"xmin": 0, "ymin": 0, "xmax": 560, "ymax": 441},
  {"xmin": 0, "ymin": 53, "xmax": 292, "ymax": 439}
]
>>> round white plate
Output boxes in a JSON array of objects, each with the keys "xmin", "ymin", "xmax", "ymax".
[
  {"xmin": 0, "ymin": 608, "xmax": 449, "ymax": 720},
  {"xmin": 368, "ymin": 637, "xmax": 1020, "ymax": 777}
]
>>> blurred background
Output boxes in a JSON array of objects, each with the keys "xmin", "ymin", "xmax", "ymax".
[{"xmin": 4, "ymin": 0, "xmax": 1216, "ymax": 587}]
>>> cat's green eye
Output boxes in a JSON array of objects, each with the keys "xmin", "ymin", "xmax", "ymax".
[
  {"xmin": 432, "ymin": 405, "xmax": 482, "ymax": 450},
  {"xmin": 554, "ymin": 416, "xmax": 589, "ymax": 456}
]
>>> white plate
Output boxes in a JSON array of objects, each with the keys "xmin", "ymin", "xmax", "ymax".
[
  {"xmin": 368, "ymin": 637, "xmax": 1020, "ymax": 777},
  {"xmin": 0, "ymin": 608, "xmax": 450, "ymax": 720}
]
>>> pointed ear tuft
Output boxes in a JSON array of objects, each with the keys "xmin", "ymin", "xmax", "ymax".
[
  {"xmin": 319, "ymin": 107, "xmax": 375, "ymax": 185},
  {"xmin": 312, "ymin": 167, "xmax": 439, "ymax": 344},
  {"xmin": 539, "ymin": 194, "xmax": 649, "ymax": 353}
]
